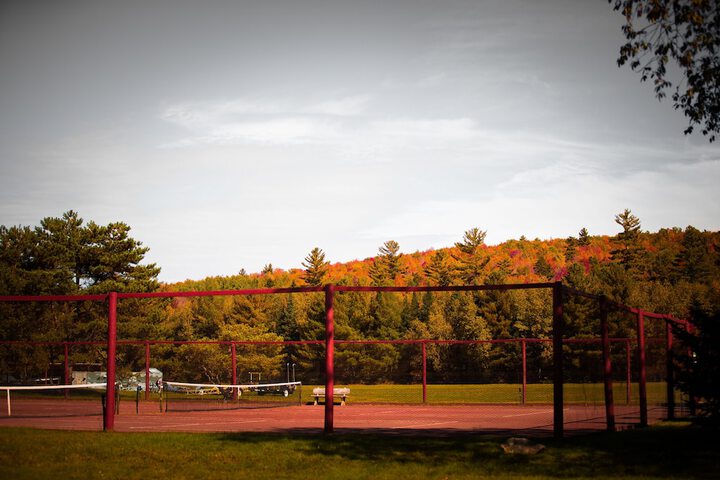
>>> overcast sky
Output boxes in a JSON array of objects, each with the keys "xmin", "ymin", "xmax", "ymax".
[{"xmin": 1, "ymin": 0, "xmax": 718, "ymax": 283}]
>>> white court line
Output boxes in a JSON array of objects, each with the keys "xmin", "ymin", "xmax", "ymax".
[
  {"xmin": 368, "ymin": 410, "xmax": 403, "ymax": 415},
  {"xmin": 341, "ymin": 409, "xmax": 404, "ymax": 416},
  {"xmin": 128, "ymin": 419, "xmax": 268, "ymax": 430},
  {"xmin": 391, "ymin": 421, "xmax": 460, "ymax": 429},
  {"xmin": 501, "ymin": 410, "xmax": 553, "ymax": 418}
]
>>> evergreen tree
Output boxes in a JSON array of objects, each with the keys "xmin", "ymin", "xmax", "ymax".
[
  {"xmin": 277, "ymin": 294, "xmax": 299, "ymax": 340},
  {"xmin": 424, "ymin": 250, "xmax": 454, "ymax": 286},
  {"xmin": 0, "ymin": 211, "xmax": 161, "ymax": 365},
  {"xmin": 261, "ymin": 263, "xmax": 275, "ymax": 287},
  {"xmin": 611, "ymin": 208, "xmax": 643, "ymax": 272},
  {"xmin": 23, "ymin": 211, "xmax": 160, "ymax": 293},
  {"xmin": 453, "ymin": 228, "xmax": 489, "ymax": 285},
  {"xmin": 455, "ymin": 228, "xmax": 487, "ymax": 254},
  {"xmin": 486, "ymin": 258, "xmax": 511, "ymax": 284},
  {"xmin": 565, "ymin": 236, "xmax": 578, "ymax": 262},
  {"xmin": 378, "ymin": 240, "xmax": 403, "ymax": 280},
  {"xmin": 368, "ymin": 292, "xmax": 403, "ymax": 339},
  {"xmin": 534, "ymin": 255, "xmax": 553, "ymax": 280},
  {"xmin": 35, "ymin": 211, "xmax": 87, "ymax": 287},
  {"xmin": 674, "ymin": 226, "xmax": 716, "ymax": 283},
  {"xmin": 400, "ymin": 293, "xmax": 422, "ymax": 333},
  {"xmin": 578, "ymin": 227, "xmax": 590, "ymax": 246},
  {"xmin": 368, "ymin": 259, "xmax": 387, "ymax": 287},
  {"xmin": 674, "ymin": 303, "xmax": 720, "ymax": 424},
  {"xmin": 220, "ymin": 296, "xmax": 284, "ymax": 381},
  {"xmin": 302, "ymin": 247, "xmax": 329, "ymax": 286},
  {"xmin": 368, "ymin": 240, "xmax": 404, "ymax": 286}
]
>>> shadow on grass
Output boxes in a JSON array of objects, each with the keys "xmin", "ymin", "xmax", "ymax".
[{"xmin": 216, "ymin": 421, "xmax": 720, "ymax": 479}]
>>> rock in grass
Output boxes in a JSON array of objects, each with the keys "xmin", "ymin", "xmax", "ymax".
[{"xmin": 501, "ymin": 437, "xmax": 545, "ymax": 455}]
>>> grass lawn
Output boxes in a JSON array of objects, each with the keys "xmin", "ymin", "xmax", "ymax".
[
  {"xmin": 307, "ymin": 382, "xmax": 673, "ymax": 405},
  {"xmin": 0, "ymin": 421, "xmax": 717, "ymax": 479}
]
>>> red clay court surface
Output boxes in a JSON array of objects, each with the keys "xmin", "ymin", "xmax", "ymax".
[{"xmin": 0, "ymin": 398, "xmax": 670, "ymax": 436}]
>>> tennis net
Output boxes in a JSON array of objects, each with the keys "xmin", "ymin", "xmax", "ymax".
[
  {"xmin": 161, "ymin": 380, "xmax": 302, "ymax": 411},
  {"xmin": 0, "ymin": 383, "xmax": 108, "ymax": 417}
]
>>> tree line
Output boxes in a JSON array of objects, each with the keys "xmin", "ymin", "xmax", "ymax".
[{"xmin": 1, "ymin": 210, "xmax": 718, "ymax": 390}]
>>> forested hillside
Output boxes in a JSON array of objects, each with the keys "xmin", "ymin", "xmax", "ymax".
[
  {"xmin": 165, "ymin": 215, "xmax": 720, "ymax": 320},
  {"xmin": 1, "ymin": 210, "xmax": 718, "ymax": 384}
]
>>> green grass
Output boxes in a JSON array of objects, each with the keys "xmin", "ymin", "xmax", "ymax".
[
  {"xmin": 11, "ymin": 382, "xmax": 676, "ymax": 408},
  {"xmin": 307, "ymin": 382, "xmax": 673, "ymax": 405},
  {"xmin": 0, "ymin": 421, "xmax": 717, "ymax": 479}
]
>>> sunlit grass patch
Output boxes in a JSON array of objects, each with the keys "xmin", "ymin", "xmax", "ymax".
[{"xmin": 0, "ymin": 421, "xmax": 717, "ymax": 479}]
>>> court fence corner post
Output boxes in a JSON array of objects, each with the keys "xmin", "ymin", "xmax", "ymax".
[
  {"xmin": 552, "ymin": 281, "xmax": 564, "ymax": 439},
  {"xmin": 685, "ymin": 321, "xmax": 697, "ymax": 416},
  {"xmin": 665, "ymin": 318, "xmax": 675, "ymax": 420},
  {"xmin": 105, "ymin": 291, "xmax": 118, "ymax": 432},
  {"xmin": 421, "ymin": 341, "xmax": 427, "ymax": 404},
  {"xmin": 231, "ymin": 342, "xmax": 238, "ymax": 401},
  {"xmin": 600, "ymin": 295, "xmax": 615, "ymax": 432},
  {"xmin": 521, "ymin": 339, "xmax": 527, "ymax": 406},
  {"xmin": 64, "ymin": 342, "xmax": 70, "ymax": 399},
  {"xmin": 636, "ymin": 310, "xmax": 648, "ymax": 427},
  {"xmin": 145, "ymin": 340, "xmax": 151, "ymax": 401},
  {"xmin": 324, "ymin": 284, "xmax": 335, "ymax": 434}
]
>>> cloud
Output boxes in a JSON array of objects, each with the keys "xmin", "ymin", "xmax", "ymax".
[
  {"xmin": 160, "ymin": 97, "xmax": 371, "ymax": 147},
  {"xmin": 160, "ymin": 96, "xmax": 492, "ymax": 149},
  {"xmin": 360, "ymin": 159, "xmax": 720, "ymax": 248},
  {"xmin": 162, "ymin": 117, "xmax": 343, "ymax": 147},
  {"xmin": 308, "ymin": 95, "xmax": 371, "ymax": 116},
  {"xmin": 369, "ymin": 117, "xmax": 479, "ymax": 141}
]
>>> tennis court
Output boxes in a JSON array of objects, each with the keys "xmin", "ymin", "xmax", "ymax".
[
  {"xmin": 0, "ymin": 394, "xmax": 670, "ymax": 437},
  {"xmin": 0, "ymin": 282, "xmax": 688, "ymax": 438}
]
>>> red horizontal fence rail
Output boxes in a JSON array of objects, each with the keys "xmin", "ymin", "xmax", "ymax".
[
  {"xmin": 0, "ymin": 281, "xmax": 687, "ymax": 436},
  {"xmin": 0, "ymin": 334, "xmax": 670, "ymax": 413}
]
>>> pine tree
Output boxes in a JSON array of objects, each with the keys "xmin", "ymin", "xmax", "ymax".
[
  {"xmin": 35, "ymin": 210, "xmax": 87, "ymax": 288},
  {"xmin": 674, "ymin": 226, "xmax": 716, "ymax": 283},
  {"xmin": 0, "ymin": 211, "xmax": 161, "ymax": 364},
  {"xmin": 378, "ymin": 240, "xmax": 403, "ymax": 281},
  {"xmin": 424, "ymin": 250, "xmax": 454, "ymax": 286},
  {"xmin": 368, "ymin": 259, "xmax": 387, "ymax": 287},
  {"xmin": 673, "ymin": 303, "xmax": 720, "ymax": 423},
  {"xmin": 261, "ymin": 263, "xmax": 275, "ymax": 287},
  {"xmin": 453, "ymin": 228, "xmax": 489, "ymax": 285},
  {"xmin": 302, "ymin": 247, "xmax": 329, "ymax": 286},
  {"xmin": 578, "ymin": 227, "xmax": 590, "ymax": 246},
  {"xmin": 277, "ymin": 295, "xmax": 299, "ymax": 340},
  {"xmin": 533, "ymin": 255, "xmax": 553, "ymax": 280},
  {"xmin": 369, "ymin": 240, "xmax": 404, "ymax": 286},
  {"xmin": 611, "ymin": 209, "xmax": 643, "ymax": 272},
  {"xmin": 564, "ymin": 236, "xmax": 578, "ymax": 262},
  {"xmin": 455, "ymin": 228, "xmax": 487, "ymax": 254}
]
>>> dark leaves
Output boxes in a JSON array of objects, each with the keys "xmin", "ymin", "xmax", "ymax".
[{"xmin": 610, "ymin": 0, "xmax": 719, "ymax": 142}]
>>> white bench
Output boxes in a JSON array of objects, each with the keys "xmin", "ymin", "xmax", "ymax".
[{"xmin": 312, "ymin": 387, "xmax": 350, "ymax": 406}]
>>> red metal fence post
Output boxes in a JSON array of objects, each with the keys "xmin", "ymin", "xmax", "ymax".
[
  {"xmin": 686, "ymin": 322, "xmax": 697, "ymax": 415},
  {"xmin": 422, "ymin": 341, "xmax": 427, "ymax": 404},
  {"xmin": 324, "ymin": 284, "xmax": 335, "ymax": 434},
  {"xmin": 64, "ymin": 342, "xmax": 70, "ymax": 399},
  {"xmin": 626, "ymin": 339, "xmax": 631, "ymax": 405},
  {"xmin": 552, "ymin": 282, "xmax": 564, "ymax": 439},
  {"xmin": 665, "ymin": 320, "xmax": 675, "ymax": 420},
  {"xmin": 104, "ymin": 292, "xmax": 117, "ymax": 431},
  {"xmin": 521, "ymin": 339, "xmax": 527, "ymax": 405},
  {"xmin": 231, "ymin": 342, "xmax": 238, "ymax": 400},
  {"xmin": 600, "ymin": 296, "xmax": 615, "ymax": 431},
  {"xmin": 636, "ymin": 310, "xmax": 648, "ymax": 427},
  {"xmin": 144, "ymin": 340, "xmax": 150, "ymax": 401}
]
